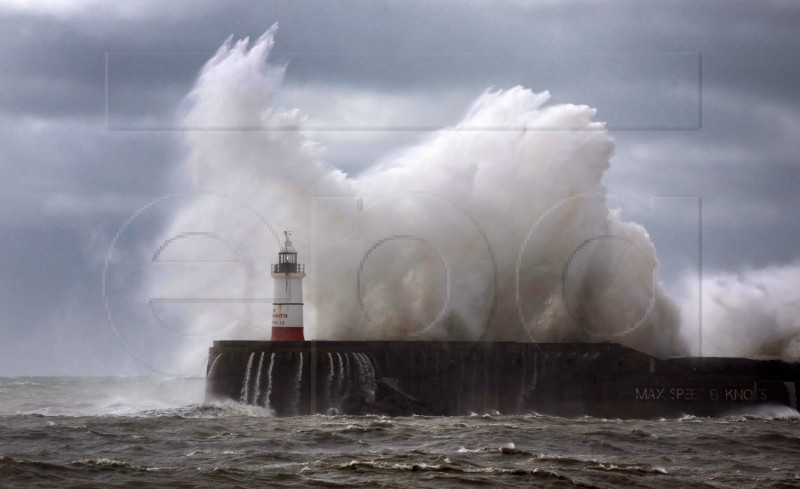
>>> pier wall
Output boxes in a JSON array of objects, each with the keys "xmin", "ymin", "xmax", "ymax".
[{"xmin": 205, "ymin": 341, "xmax": 799, "ymax": 418}]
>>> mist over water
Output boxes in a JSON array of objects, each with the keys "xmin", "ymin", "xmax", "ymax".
[{"xmin": 146, "ymin": 27, "xmax": 799, "ymax": 374}]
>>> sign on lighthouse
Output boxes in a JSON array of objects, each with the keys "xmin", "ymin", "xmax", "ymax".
[{"xmin": 270, "ymin": 231, "xmax": 306, "ymax": 341}]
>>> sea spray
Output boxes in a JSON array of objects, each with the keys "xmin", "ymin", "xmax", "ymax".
[
  {"xmin": 207, "ymin": 353, "xmax": 222, "ymax": 378},
  {"xmin": 343, "ymin": 353, "xmax": 352, "ymax": 402},
  {"xmin": 678, "ymin": 265, "xmax": 800, "ymax": 359},
  {"xmin": 357, "ymin": 353, "xmax": 377, "ymax": 403},
  {"xmin": 263, "ymin": 352, "xmax": 275, "ymax": 410},
  {"xmin": 335, "ymin": 352, "xmax": 344, "ymax": 407},
  {"xmin": 365, "ymin": 353, "xmax": 378, "ymax": 402},
  {"xmin": 240, "ymin": 352, "xmax": 255, "ymax": 404},
  {"xmin": 326, "ymin": 352, "xmax": 335, "ymax": 410},
  {"xmin": 293, "ymin": 352, "xmax": 303, "ymax": 415},
  {"xmin": 353, "ymin": 353, "xmax": 366, "ymax": 401},
  {"xmin": 252, "ymin": 352, "xmax": 265, "ymax": 406},
  {"xmin": 155, "ymin": 27, "xmax": 700, "ymax": 376}
]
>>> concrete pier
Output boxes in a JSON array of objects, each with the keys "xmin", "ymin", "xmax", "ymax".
[{"xmin": 206, "ymin": 340, "xmax": 800, "ymax": 418}]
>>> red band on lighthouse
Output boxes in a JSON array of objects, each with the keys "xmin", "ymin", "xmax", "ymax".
[{"xmin": 271, "ymin": 327, "xmax": 305, "ymax": 341}]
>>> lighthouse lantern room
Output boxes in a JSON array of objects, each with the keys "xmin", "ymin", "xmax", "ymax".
[{"xmin": 270, "ymin": 231, "xmax": 306, "ymax": 341}]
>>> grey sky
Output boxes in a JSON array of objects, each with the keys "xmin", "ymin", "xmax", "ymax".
[{"xmin": 1, "ymin": 1, "xmax": 798, "ymax": 374}]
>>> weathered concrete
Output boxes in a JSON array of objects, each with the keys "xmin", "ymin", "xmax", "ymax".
[{"xmin": 205, "ymin": 340, "xmax": 800, "ymax": 418}]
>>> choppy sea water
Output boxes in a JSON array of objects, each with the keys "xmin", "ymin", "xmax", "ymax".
[{"xmin": 1, "ymin": 377, "xmax": 799, "ymax": 488}]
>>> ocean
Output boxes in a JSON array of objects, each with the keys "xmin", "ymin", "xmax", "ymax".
[{"xmin": 1, "ymin": 377, "xmax": 798, "ymax": 488}]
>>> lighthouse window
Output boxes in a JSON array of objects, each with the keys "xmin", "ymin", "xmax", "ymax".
[{"xmin": 280, "ymin": 253, "xmax": 296, "ymax": 264}]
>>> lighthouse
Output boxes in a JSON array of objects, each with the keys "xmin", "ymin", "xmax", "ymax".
[{"xmin": 270, "ymin": 231, "xmax": 306, "ymax": 341}]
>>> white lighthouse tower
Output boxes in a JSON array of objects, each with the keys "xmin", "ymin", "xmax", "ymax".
[{"xmin": 270, "ymin": 231, "xmax": 306, "ymax": 341}]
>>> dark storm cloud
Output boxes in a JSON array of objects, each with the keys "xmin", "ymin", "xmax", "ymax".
[
  {"xmin": 0, "ymin": 115, "xmax": 179, "ymax": 224},
  {"xmin": 3, "ymin": 1, "xmax": 798, "ymax": 115},
  {"xmin": 4, "ymin": 1, "xmax": 797, "ymax": 127},
  {"xmin": 0, "ymin": 0, "xmax": 799, "ymax": 373}
]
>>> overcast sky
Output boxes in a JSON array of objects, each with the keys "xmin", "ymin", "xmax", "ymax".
[{"xmin": 1, "ymin": 1, "xmax": 798, "ymax": 375}]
